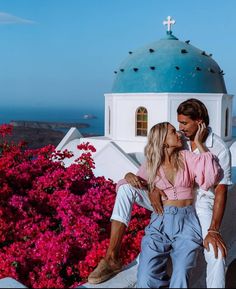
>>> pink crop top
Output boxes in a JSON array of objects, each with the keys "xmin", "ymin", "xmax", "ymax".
[{"xmin": 116, "ymin": 151, "xmax": 222, "ymax": 201}]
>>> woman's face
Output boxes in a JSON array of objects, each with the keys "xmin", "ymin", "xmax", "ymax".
[{"xmin": 164, "ymin": 124, "xmax": 183, "ymax": 149}]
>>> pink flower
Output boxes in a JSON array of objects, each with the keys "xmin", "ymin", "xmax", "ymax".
[
  {"xmin": 0, "ymin": 136, "xmax": 151, "ymax": 288},
  {"xmin": 0, "ymin": 124, "xmax": 13, "ymax": 137}
]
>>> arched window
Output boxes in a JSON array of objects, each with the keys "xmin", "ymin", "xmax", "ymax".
[
  {"xmin": 108, "ymin": 106, "xmax": 111, "ymax": 134},
  {"xmin": 136, "ymin": 107, "xmax": 148, "ymax": 136},
  {"xmin": 225, "ymin": 108, "xmax": 229, "ymax": 137}
]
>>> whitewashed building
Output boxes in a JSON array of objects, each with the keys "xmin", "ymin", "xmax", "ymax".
[{"xmin": 57, "ymin": 18, "xmax": 235, "ymax": 182}]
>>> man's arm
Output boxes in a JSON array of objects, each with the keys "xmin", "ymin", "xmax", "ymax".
[
  {"xmin": 203, "ymin": 135, "xmax": 232, "ymax": 258},
  {"xmin": 203, "ymin": 184, "xmax": 228, "ymax": 258}
]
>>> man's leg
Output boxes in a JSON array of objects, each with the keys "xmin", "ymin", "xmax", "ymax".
[
  {"xmin": 196, "ymin": 211, "xmax": 225, "ymax": 288},
  {"xmin": 195, "ymin": 196, "xmax": 226, "ymax": 288}
]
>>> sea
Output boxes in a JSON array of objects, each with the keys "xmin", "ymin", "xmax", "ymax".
[
  {"xmin": 0, "ymin": 107, "xmax": 105, "ymax": 136},
  {"xmin": 0, "ymin": 107, "xmax": 236, "ymax": 137}
]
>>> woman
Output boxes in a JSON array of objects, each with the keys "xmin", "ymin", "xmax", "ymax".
[{"xmin": 121, "ymin": 122, "xmax": 222, "ymax": 288}]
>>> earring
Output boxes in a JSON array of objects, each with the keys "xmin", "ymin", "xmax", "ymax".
[{"xmin": 163, "ymin": 144, "xmax": 169, "ymax": 148}]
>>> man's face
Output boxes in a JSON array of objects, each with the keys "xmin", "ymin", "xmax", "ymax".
[{"xmin": 177, "ymin": 114, "xmax": 200, "ymax": 140}]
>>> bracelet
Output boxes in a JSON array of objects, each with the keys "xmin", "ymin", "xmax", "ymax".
[{"xmin": 207, "ymin": 229, "xmax": 221, "ymax": 235}]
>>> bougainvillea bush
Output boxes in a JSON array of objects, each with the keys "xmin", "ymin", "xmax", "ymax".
[{"xmin": 0, "ymin": 124, "xmax": 151, "ymax": 288}]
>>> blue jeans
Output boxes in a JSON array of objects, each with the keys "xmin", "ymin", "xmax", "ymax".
[{"xmin": 137, "ymin": 205, "xmax": 203, "ymax": 288}]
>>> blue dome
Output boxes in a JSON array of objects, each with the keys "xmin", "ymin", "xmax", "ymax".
[{"xmin": 112, "ymin": 32, "xmax": 227, "ymax": 94}]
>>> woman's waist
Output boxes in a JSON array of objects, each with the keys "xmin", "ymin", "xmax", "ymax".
[
  {"xmin": 161, "ymin": 187, "xmax": 193, "ymax": 201},
  {"xmin": 163, "ymin": 199, "xmax": 193, "ymax": 207},
  {"xmin": 150, "ymin": 204, "xmax": 196, "ymax": 217}
]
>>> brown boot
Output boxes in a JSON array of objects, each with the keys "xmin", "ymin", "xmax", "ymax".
[{"xmin": 88, "ymin": 258, "xmax": 122, "ymax": 284}]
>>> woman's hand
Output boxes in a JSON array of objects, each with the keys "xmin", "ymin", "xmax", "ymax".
[
  {"xmin": 194, "ymin": 122, "xmax": 207, "ymax": 144},
  {"xmin": 148, "ymin": 187, "xmax": 167, "ymax": 214},
  {"xmin": 124, "ymin": 172, "xmax": 147, "ymax": 189},
  {"xmin": 194, "ymin": 123, "xmax": 209, "ymax": 153}
]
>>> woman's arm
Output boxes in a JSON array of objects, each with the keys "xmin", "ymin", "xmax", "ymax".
[
  {"xmin": 116, "ymin": 162, "xmax": 148, "ymax": 192},
  {"xmin": 148, "ymin": 187, "xmax": 167, "ymax": 215},
  {"xmin": 124, "ymin": 172, "xmax": 147, "ymax": 189},
  {"xmin": 124, "ymin": 173, "xmax": 167, "ymax": 214}
]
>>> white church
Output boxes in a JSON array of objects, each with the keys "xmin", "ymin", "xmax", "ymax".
[
  {"xmin": 1, "ymin": 16, "xmax": 235, "ymax": 289},
  {"xmin": 57, "ymin": 16, "xmax": 235, "ymax": 183}
]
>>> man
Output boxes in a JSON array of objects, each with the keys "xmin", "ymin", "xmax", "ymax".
[
  {"xmin": 88, "ymin": 98, "xmax": 232, "ymax": 288},
  {"xmin": 176, "ymin": 98, "xmax": 232, "ymax": 288}
]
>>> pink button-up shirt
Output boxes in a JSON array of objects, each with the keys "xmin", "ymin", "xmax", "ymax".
[{"xmin": 116, "ymin": 151, "xmax": 222, "ymax": 200}]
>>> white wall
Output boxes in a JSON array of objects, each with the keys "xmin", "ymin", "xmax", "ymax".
[
  {"xmin": 93, "ymin": 142, "xmax": 139, "ymax": 182},
  {"xmin": 105, "ymin": 92, "xmax": 233, "ymax": 142},
  {"xmin": 105, "ymin": 93, "xmax": 168, "ymax": 141}
]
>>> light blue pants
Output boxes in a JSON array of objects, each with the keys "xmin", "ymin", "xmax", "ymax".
[{"xmin": 137, "ymin": 205, "xmax": 203, "ymax": 288}]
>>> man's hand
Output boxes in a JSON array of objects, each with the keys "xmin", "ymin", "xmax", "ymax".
[
  {"xmin": 148, "ymin": 187, "xmax": 167, "ymax": 214},
  {"xmin": 203, "ymin": 231, "xmax": 227, "ymax": 258},
  {"xmin": 124, "ymin": 172, "xmax": 147, "ymax": 189}
]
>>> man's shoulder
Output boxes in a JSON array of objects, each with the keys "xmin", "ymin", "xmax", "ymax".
[
  {"xmin": 211, "ymin": 133, "xmax": 228, "ymax": 148},
  {"xmin": 208, "ymin": 132, "xmax": 230, "ymax": 155}
]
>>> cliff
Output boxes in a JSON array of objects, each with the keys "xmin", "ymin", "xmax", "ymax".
[
  {"xmin": 2, "ymin": 121, "xmax": 97, "ymax": 149},
  {"xmin": 4, "ymin": 126, "xmax": 65, "ymax": 149},
  {"xmin": 10, "ymin": 120, "xmax": 89, "ymax": 130}
]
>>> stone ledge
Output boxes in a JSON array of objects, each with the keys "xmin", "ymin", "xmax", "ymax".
[
  {"xmin": 0, "ymin": 259, "xmax": 138, "ymax": 289},
  {"xmin": 0, "ymin": 277, "xmax": 27, "ymax": 288}
]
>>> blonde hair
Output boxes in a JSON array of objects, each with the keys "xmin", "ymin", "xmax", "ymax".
[{"xmin": 144, "ymin": 122, "xmax": 183, "ymax": 190}]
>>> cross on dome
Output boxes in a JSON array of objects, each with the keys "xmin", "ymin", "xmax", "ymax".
[{"xmin": 163, "ymin": 16, "xmax": 176, "ymax": 32}]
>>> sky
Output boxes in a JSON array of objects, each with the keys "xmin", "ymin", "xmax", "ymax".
[{"xmin": 0, "ymin": 0, "xmax": 236, "ymax": 115}]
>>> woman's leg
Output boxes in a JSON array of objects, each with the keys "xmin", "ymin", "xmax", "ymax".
[
  {"xmin": 88, "ymin": 184, "xmax": 152, "ymax": 284},
  {"xmin": 107, "ymin": 184, "xmax": 153, "ymax": 261},
  {"xmin": 110, "ymin": 183, "xmax": 153, "ymax": 227},
  {"xmin": 137, "ymin": 214, "xmax": 171, "ymax": 288},
  {"xmin": 105, "ymin": 220, "xmax": 126, "ymax": 262},
  {"xmin": 170, "ymin": 209, "xmax": 203, "ymax": 288}
]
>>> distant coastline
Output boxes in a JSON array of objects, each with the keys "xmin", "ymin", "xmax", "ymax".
[
  {"xmin": 3, "ymin": 120, "xmax": 99, "ymax": 149},
  {"xmin": 0, "ymin": 107, "xmax": 104, "ymax": 136},
  {"xmin": 10, "ymin": 120, "xmax": 90, "ymax": 130}
]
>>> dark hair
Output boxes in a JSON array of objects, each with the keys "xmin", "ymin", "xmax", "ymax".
[{"xmin": 177, "ymin": 98, "xmax": 209, "ymax": 126}]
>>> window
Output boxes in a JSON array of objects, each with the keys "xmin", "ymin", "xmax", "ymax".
[
  {"xmin": 225, "ymin": 108, "xmax": 229, "ymax": 137},
  {"xmin": 136, "ymin": 107, "xmax": 148, "ymax": 136},
  {"xmin": 108, "ymin": 106, "xmax": 111, "ymax": 134}
]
